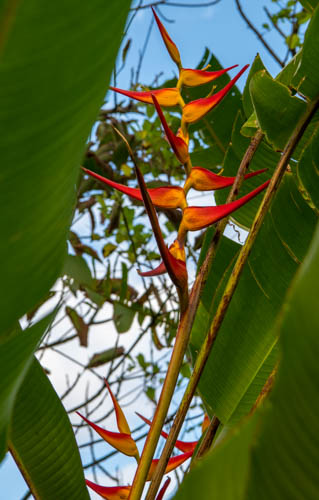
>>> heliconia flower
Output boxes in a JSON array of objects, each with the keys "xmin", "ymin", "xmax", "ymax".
[
  {"xmin": 138, "ymin": 240, "xmax": 187, "ymax": 288},
  {"xmin": 156, "ymin": 478, "xmax": 171, "ymax": 500},
  {"xmin": 181, "ymin": 180, "xmax": 270, "ymax": 231},
  {"xmin": 76, "ymin": 412, "xmax": 139, "ymax": 458},
  {"xmin": 136, "ymin": 412, "xmax": 197, "ymax": 453},
  {"xmin": 109, "ymin": 86, "xmax": 180, "ymax": 107},
  {"xmin": 152, "ymin": 93, "xmax": 189, "ymax": 164},
  {"xmin": 183, "ymin": 166, "xmax": 268, "ymax": 192},
  {"xmin": 182, "ymin": 64, "xmax": 249, "ymax": 124},
  {"xmin": 152, "ymin": 7, "xmax": 181, "ymax": 67},
  {"xmin": 179, "ymin": 65, "xmax": 238, "ymax": 87},
  {"xmin": 86, "ymin": 479, "xmax": 130, "ymax": 500},
  {"xmin": 147, "ymin": 450, "xmax": 193, "ymax": 481},
  {"xmin": 82, "ymin": 167, "xmax": 187, "ymax": 209}
]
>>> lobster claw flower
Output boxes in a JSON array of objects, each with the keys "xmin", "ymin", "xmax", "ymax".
[
  {"xmin": 86, "ymin": 480, "xmax": 130, "ymax": 500},
  {"xmin": 181, "ymin": 180, "xmax": 270, "ymax": 231},
  {"xmin": 147, "ymin": 451, "xmax": 193, "ymax": 481},
  {"xmin": 136, "ymin": 412, "xmax": 197, "ymax": 453},
  {"xmin": 76, "ymin": 382, "xmax": 139, "ymax": 459},
  {"xmin": 179, "ymin": 65, "xmax": 238, "ymax": 87},
  {"xmin": 184, "ymin": 166, "xmax": 268, "ymax": 192},
  {"xmin": 109, "ymin": 86, "xmax": 180, "ymax": 107},
  {"xmin": 152, "ymin": 7, "xmax": 181, "ymax": 67},
  {"xmin": 76, "ymin": 412, "xmax": 139, "ymax": 458},
  {"xmin": 152, "ymin": 93, "xmax": 189, "ymax": 164},
  {"xmin": 182, "ymin": 64, "xmax": 249, "ymax": 124},
  {"xmin": 82, "ymin": 167, "xmax": 187, "ymax": 209},
  {"xmin": 138, "ymin": 239, "xmax": 187, "ymax": 289}
]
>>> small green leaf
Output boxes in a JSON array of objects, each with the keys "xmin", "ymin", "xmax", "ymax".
[
  {"xmin": 63, "ymin": 254, "xmax": 93, "ymax": 288},
  {"xmin": 65, "ymin": 306, "xmax": 89, "ymax": 346},
  {"xmin": 87, "ymin": 347, "xmax": 124, "ymax": 368},
  {"xmin": 102, "ymin": 243, "xmax": 117, "ymax": 258},
  {"xmin": 113, "ymin": 302, "xmax": 136, "ymax": 333}
]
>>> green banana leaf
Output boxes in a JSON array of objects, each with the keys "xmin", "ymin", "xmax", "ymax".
[
  {"xmin": 0, "ymin": 0, "xmax": 131, "ymax": 334},
  {"xmin": 175, "ymin": 218, "xmax": 319, "ymax": 500},
  {"xmin": 0, "ymin": 0, "xmax": 131, "ymax": 497}
]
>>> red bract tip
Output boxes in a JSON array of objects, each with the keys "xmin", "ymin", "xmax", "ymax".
[
  {"xmin": 104, "ymin": 381, "xmax": 131, "ymax": 435},
  {"xmin": 147, "ymin": 451, "xmax": 193, "ymax": 481},
  {"xmin": 185, "ymin": 166, "xmax": 268, "ymax": 192},
  {"xmin": 76, "ymin": 412, "xmax": 138, "ymax": 458},
  {"xmin": 109, "ymin": 86, "xmax": 180, "ymax": 107},
  {"xmin": 182, "ymin": 64, "xmax": 249, "ymax": 124},
  {"xmin": 156, "ymin": 478, "xmax": 171, "ymax": 500},
  {"xmin": 152, "ymin": 7, "xmax": 181, "ymax": 66},
  {"xmin": 136, "ymin": 412, "xmax": 197, "ymax": 453},
  {"xmin": 82, "ymin": 168, "xmax": 186, "ymax": 209},
  {"xmin": 86, "ymin": 479, "xmax": 130, "ymax": 500},
  {"xmin": 180, "ymin": 65, "xmax": 238, "ymax": 87},
  {"xmin": 152, "ymin": 93, "xmax": 189, "ymax": 164},
  {"xmin": 181, "ymin": 180, "xmax": 270, "ymax": 231}
]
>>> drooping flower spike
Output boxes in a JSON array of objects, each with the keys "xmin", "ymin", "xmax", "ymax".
[
  {"xmin": 152, "ymin": 7, "xmax": 181, "ymax": 68},
  {"xmin": 182, "ymin": 64, "xmax": 249, "ymax": 124},
  {"xmin": 82, "ymin": 167, "xmax": 187, "ymax": 209},
  {"xmin": 86, "ymin": 480, "xmax": 131, "ymax": 500},
  {"xmin": 181, "ymin": 180, "xmax": 270, "ymax": 232},
  {"xmin": 152, "ymin": 93, "xmax": 189, "ymax": 164},
  {"xmin": 109, "ymin": 86, "xmax": 180, "ymax": 107},
  {"xmin": 136, "ymin": 412, "xmax": 197, "ymax": 453},
  {"xmin": 179, "ymin": 65, "xmax": 238, "ymax": 87},
  {"xmin": 183, "ymin": 166, "xmax": 268, "ymax": 193}
]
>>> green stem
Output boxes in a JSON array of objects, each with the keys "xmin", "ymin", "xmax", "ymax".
[
  {"xmin": 129, "ymin": 129, "xmax": 264, "ymax": 500},
  {"xmin": 146, "ymin": 97, "xmax": 319, "ymax": 499}
]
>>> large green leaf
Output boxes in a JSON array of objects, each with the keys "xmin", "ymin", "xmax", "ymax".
[
  {"xmin": 0, "ymin": 314, "xmax": 53, "ymax": 460},
  {"xmin": 176, "ymin": 221, "xmax": 319, "ymax": 500},
  {"xmin": 246, "ymin": 222, "xmax": 319, "ymax": 500},
  {"xmin": 9, "ymin": 358, "xmax": 89, "ymax": 499},
  {"xmin": 174, "ymin": 414, "xmax": 259, "ymax": 500},
  {"xmin": 0, "ymin": 0, "xmax": 131, "ymax": 333},
  {"xmin": 250, "ymin": 71, "xmax": 307, "ymax": 151},
  {"xmin": 191, "ymin": 173, "xmax": 317, "ymax": 424}
]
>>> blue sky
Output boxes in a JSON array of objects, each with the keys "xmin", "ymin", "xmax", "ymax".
[{"xmin": 0, "ymin": 1, "xmax": 292, "ymax": 498}]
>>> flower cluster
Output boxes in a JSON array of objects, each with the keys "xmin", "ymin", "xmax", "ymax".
[
  {"xmin": 78, "ymin": 381, "xmax": 202, "ymax": 499},
  {"xmin": 80, "ymin": 8, "xmax": 270, "ymax": 497},
  {"xmin": 84, "ymin": 7, "xmax": 269, "ymax": 291}
]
